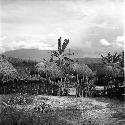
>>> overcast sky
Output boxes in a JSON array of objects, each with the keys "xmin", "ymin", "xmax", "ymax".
[{"xmin": 0, "ymin": 0, "xmax": 124, "ymax": 57}]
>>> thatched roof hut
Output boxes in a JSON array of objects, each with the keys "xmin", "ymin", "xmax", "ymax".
[
  {"xmin": 0, "ymin": 55, "xmax": 18, "ymax": 80},
  {"xmin": 70, "ymin": 62, "xmax": 93, "ymax": 77},
  {"xmin": 36, "ymin": 61, "xmax": 63, "ymax": 79}
]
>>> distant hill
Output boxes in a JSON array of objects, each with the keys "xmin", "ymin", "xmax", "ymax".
[
  {"xmin": 3, "ymin": 49, "xmax": 102, "ymax": 64},
  {"xmin": 4, "ymin": 49, "xmax": 51, "ymax": 62},
  {"xmin": 3, "ymin": 49, "xmax": 83, "ymax": 61}
]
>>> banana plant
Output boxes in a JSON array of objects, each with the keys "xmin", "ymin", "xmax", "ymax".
[
  {"xmin": 101, "ymin": 52, "xmax": 122, "ymax": 66},
  {"xmin": 50, "ymin": 37, "xmax": 74, "ymax": 67},
  {"xmin": 101, "ymin": 51, "xmax": 124, "ymax": 95}
]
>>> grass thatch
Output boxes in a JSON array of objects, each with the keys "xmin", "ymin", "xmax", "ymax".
[
  {"xmin": 0, "ymin": 55, "xmax": 18, "ymax": 80},
  {"xmin": 70, "ymin": 62, "xmax": 93, "ymax": 77},
  {"xmin": 36, "ymin": 62, "xmax": 63, "ymax": 79},
  {"xmin": 36, "ymin": 62, "xmax": 46, "ymax": 73}
]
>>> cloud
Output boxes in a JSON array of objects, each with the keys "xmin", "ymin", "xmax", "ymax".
[
  {"xmin": 114, "ymin": 36, "xmax": 124, "ymax": 47},
  {"xmin": 0, "ymin": 44, "xmax": 5, "ymax": 54},
  {"xmin": 0, "ymin": 36, "xmax": 7, "ymax": 41},
  {"xmin": 99, "ymin": 39, "xmax": 111, "ymax": 46},
  {"xmin": 99, "ymin": 36, "xmax": 124, "ymax": 48},
  {"xmin": 0, "ymin": 0, "xmax": 123, "ymax": 57},
  {"xmin": 0, "ymin": 36, "xmax": 6, "ymax": 53},
  {"xmin": 3, "ymin": 37, "xmax": 56, "ymax": 51},
  {"xmin": 116, "ymin": 36, "xmax": 124, "ymax": 43}
]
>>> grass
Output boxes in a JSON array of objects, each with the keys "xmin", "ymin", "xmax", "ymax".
[
  {"xmin": 0, "ymin": 104, "xmax": 73, "ymax": 125},
  {"xmin": 0, "ymin": 94, "xmax": 72, "ymax": 125}
]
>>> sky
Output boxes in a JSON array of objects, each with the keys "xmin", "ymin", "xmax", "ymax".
[{"xmin": 0, "ymin": 0, "xmax": 124, "ymax": 57}]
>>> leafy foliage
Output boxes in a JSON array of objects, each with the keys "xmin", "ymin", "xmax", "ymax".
[
  {"xmin": 101, "ymin": 51, "xmax": 124, "ymax": 67},
  {"xmin": 101, "ymin": 51, "xmax": 124, "ymax": 78}
]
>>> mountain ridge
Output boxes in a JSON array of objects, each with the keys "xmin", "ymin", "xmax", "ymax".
[{"xmin": 3, "ymin": 49, "xmax": 102, "ymax": 64}]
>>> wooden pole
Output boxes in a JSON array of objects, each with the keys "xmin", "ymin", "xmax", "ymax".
[
  {"xmin": 76, "ymin": 74, "xmax": 79, "ymax": 97},
  {"xmin": 58, "ymin": 80, "xmax": 60, "ymax": 96},
  {"xmin": 82, "ymin": 75, "xmax": 84, "ymax": 97}
]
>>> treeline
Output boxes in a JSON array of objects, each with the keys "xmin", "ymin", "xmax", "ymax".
[{"xmin": 6, "ymin": 56, "xmax": 37, "ymax": 67}]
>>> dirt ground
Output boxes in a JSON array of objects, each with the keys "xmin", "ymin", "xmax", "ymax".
[{"xmin": 0, "ymin": 94, "xmax": 125, "ymax": 125}]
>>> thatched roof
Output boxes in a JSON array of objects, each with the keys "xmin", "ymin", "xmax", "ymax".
[
  {"xmin": 70, "ymin": 62, "xmax": 93, "ymax": 76},
  {"xmin": 36, "ymin": 62, "xmax": 46, "ymax": 72},
  {"xmin": 36, "ymin": 61, "xmax": 63, "ymax": 79},
  {"xmin": 0, "ymin": 55, "xmax": 18, "ymax": 80}
]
